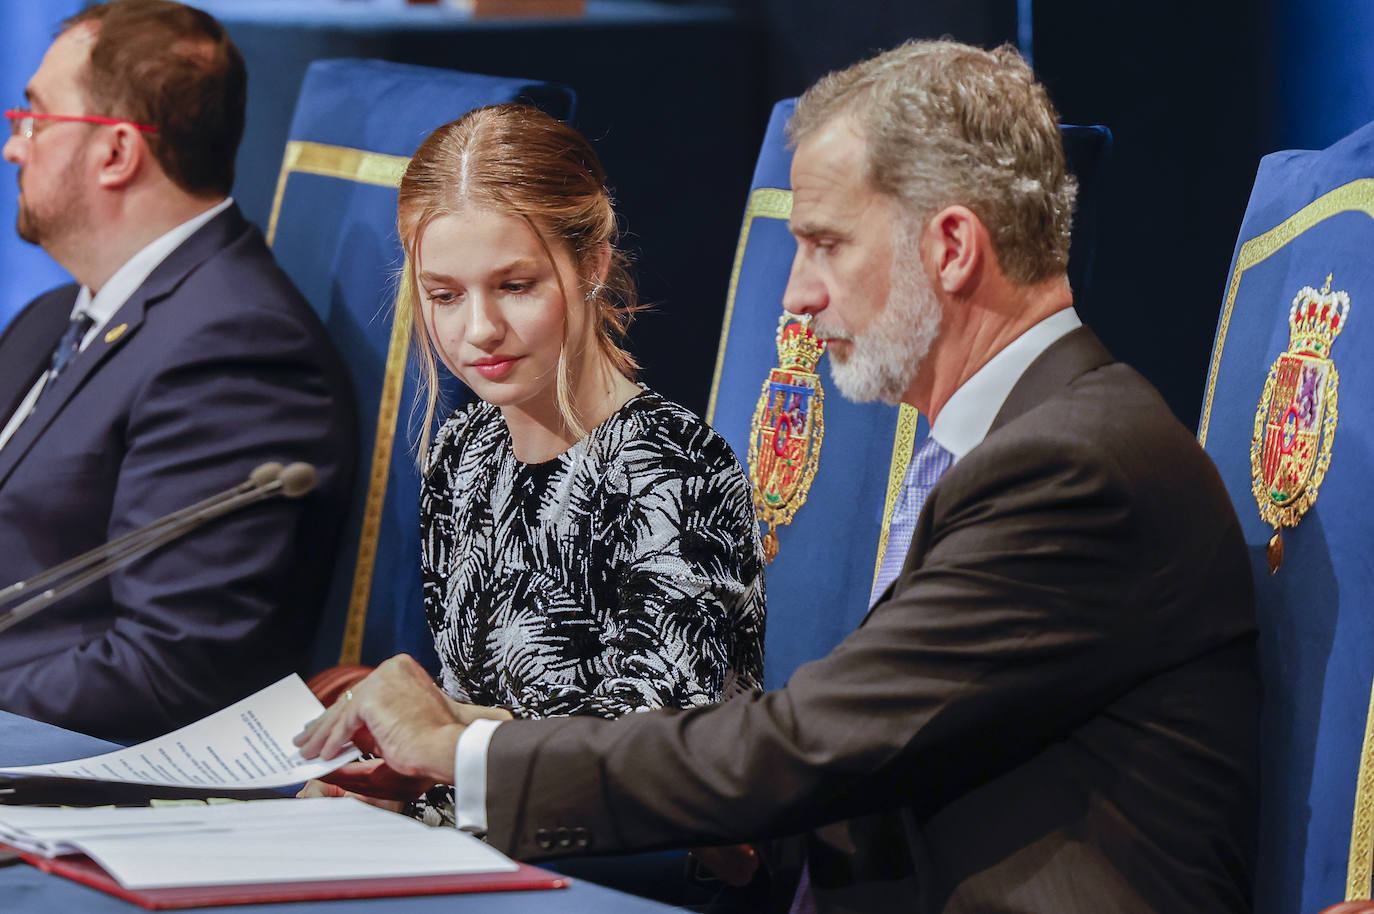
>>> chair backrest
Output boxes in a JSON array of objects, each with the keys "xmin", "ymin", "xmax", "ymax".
[
  {"xmin": 267, "ymin": 59, "xmax": 574, "ymax": 673},
  {"xmin": 1198, "ymin": 119, "xmax": 1374, "ymax": 914},
  {"xmin": 706, "ymin": 99, "xmax": 1111, "ymax": 690}
]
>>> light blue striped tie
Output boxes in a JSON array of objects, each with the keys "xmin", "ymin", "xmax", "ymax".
[{"xmin": 869, "ymin": 435, "xmax": 953, "ymax": 607}]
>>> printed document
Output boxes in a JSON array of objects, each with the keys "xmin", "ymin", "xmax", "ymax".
[{"xmin": 0, "ymin": 675, "xmax": 360, "ymax": 790}]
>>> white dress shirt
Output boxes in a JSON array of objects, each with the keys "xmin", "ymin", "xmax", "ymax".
[
  {"xmin": 451, "ymin": 306, "xmax": 1086, "ymax": 834},
  {"xmin": 0, "ymin": 197, "xmax": 233, "ymax": 452},
  {"xmin": 927, "ymin": 306, "xmax": 1082, "ymax": 461}
]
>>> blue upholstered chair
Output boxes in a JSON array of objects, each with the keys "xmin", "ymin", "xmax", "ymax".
[
  {"xmin": 1198, "ymin": 120, "xmax": 1374, "ymax": 914},
  {"xmin": 265, "ymin": 59, "xmax": 574, "ymax": 674},
  {"xmin": 706, "ymin": 100, "xmax": 1112, "ymax": 688}
]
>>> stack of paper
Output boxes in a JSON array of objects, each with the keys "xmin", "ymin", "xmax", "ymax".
[
  {"xmin": 0, "ymin": 676, "xmax": 567, "ymax": 904},
  {"xmin": 0, "ymin": 798, "xmax": 519, "ymax": 890},
  {"xmin": 0, "ymin": 674, "xmax": 360, "ymax": 795}
]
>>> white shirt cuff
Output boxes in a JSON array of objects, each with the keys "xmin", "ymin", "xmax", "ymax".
[{"xmin": 453, "ymin": 718, "xmax": 502, "ymax": 833}]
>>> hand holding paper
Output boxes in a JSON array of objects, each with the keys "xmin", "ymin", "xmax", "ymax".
[
  {"xmin": 294, "ymin": 654, "xmax": 467, "ymax": 785},
  {"xmin": 0, "ymin": 674, "xmax": 359, "ymax": 794},
  {"xmin": 309, "ymin": 699, "xmax": 515, "ymax": 802}
]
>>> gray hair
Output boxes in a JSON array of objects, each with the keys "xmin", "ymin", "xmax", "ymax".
[{"xmin": 788, "ymin": 40, "xmax": 1077, "ymax": 286}]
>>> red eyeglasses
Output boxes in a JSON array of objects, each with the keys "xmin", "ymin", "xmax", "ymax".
[{"xmin": 4, "ymin": 109, "xmax": 158, "ymax": 140}]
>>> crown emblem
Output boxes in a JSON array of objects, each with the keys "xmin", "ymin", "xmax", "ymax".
[
  {"xmin": 1250, "ymin": 274, "xmax": 1349, "ymax": 572},
  {"xmin": 776, "ymin": 315, "xmax": 825, "ymax": 372},
  {"xmin": 1286, "ymin": 274, "xmax": 1349, "ymax": 357},
  {"xmin": 750, "ymin": 313, "xmax": 826, "ymax": 562}
]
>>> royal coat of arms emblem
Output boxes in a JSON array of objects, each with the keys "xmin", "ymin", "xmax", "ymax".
[
  {"xmin": 749, "ymin": 313, "xmax": 825, "ymax": 562},
  {"xmin": 1250, "ymin": 274, "xmax": 1349, "ymax": 573}
]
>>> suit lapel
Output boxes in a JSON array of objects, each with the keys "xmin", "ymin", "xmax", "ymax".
[
  {"xmin": 860, "ymin": 327, "xmax": 1116, "ymax": 626},
  {"xmin": 0, "ymin": 287, "xmax": 77, "ymax": 420},
  {"xmin": 0, "ymin": 206, "xmax": 249, "ymax": 489}
]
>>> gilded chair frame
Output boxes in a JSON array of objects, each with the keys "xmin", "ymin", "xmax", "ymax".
[{"xmin": 265, "ymin": 139, "xmax": 414, "ymax": 667}]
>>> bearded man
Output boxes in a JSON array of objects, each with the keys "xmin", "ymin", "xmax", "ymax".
[
  {"xmin": 0, "ymin": 1, "xmax": 354, "ymax": 742},
  {"xmin": 298, "ymin": 39, "xmax": 1259, "ymax": 914}
]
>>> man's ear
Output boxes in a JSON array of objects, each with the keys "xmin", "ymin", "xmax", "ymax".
[
  {"xmin": 93, "ymin": 123, "xmax": 146, "ymax": 190},
  {"xmin": 924, "ymin": 205, "xmax": 984, "ymax": 295}
]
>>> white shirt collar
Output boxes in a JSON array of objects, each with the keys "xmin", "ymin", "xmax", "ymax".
[
  {"xmin": 72, "ymin": 197, "xmax": 234, "ymax": 345},
  {"xmin": 929, "ymin": 307, "xmax": 1082, "ymax": 463}
]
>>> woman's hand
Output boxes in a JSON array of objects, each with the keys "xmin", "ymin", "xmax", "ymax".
[
  {"xmin": 296, "ymin": 776, "xmax": 406, "ymax": 813},
  {"xmin": 318, "ymin": 757, "xmax": 436, "ymax": 802},
  {"xmin": 446, "ymin": 698, "xmax": 514, "ymax": 726},
  {"xmin": 294, "ymin": 654, "xmax": 466, "ymax": 783}
]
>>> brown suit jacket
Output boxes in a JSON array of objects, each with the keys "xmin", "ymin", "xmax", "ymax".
[{"xmin": 484, "ymin": 328, "xmax": 1259, "ymax": 913}]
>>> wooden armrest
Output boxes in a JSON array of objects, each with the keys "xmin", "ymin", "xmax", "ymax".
[{"xmin": 305, "ymin": 665, "xmax": 374, "ymax": 706}]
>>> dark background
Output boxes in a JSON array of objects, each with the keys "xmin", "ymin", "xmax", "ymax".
[
  {"xmin": 714, "ymin": 0, "xmax": 1278, "ymax": 431},
  {"xmin": 4, "ymin": 0, "xmax": 1368, "ymax": 433}
]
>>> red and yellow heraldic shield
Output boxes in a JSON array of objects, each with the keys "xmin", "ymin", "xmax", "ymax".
[
  {"xmin": 1250, "ymin": 275, "xmax": 1349, "ymax": 572},
  {"xmin": 749, "ymin": 314, "xmax": 825, "ymax": 562},
  {"xmin": 1259, "ymin": 354, "xmax": 1329, "ymax": 505}
]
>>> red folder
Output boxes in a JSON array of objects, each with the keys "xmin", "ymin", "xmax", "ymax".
[{"xmin": 9, "ymin": 844, "xmax": 568, "ymax": 909}]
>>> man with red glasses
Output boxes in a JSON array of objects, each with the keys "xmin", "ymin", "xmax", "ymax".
[{"xmin": 0, "ymin": 0, "xmax": 355, "ymax": 742}]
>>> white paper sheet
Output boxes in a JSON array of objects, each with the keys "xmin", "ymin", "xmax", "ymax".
[
  {"xmin": 0, "ymin": 674, "xmax": 360, "ymax": 790},
  {"xmin": 0, "ymin": 798, "xmax": 520, "ymax": 889}
]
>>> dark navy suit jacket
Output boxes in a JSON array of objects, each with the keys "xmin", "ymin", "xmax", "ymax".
[{"xmin": 0, "ymin": 205, "xmax": 355, "ymax": 742}]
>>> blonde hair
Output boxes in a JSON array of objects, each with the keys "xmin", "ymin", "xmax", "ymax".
[
  {"xmin": 789, "ymin": 40, "xmax": 1077, "ymax": 285},
  {"xmin": 397, "ymin": 103, "xmax": 639, "ymax": 453}
]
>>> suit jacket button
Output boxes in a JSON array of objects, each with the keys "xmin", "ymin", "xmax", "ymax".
[
  {"xmin": 556, "ymin": 827, "xmax": 573, "ymax": 848},
  {"xmin": 573, "ymin": 827, "xmax": 591, "ymax": 849},
  {"xmin": 535, "ymin": 828, "xmax": 553, "ymax": 850}
]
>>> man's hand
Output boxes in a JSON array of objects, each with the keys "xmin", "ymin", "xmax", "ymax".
[{"xmin": 294, "ymin": 654, "xmax": 466, "ymax": 783}]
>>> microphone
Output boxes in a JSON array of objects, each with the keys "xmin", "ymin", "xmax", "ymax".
[
  {"xmin": 278, "ymin": 461, "xmax": 317, "ymax": 498},
  {"xmin": 0, "ymin": 461, "xmax": 317, "ymax": 636},
  {"xmin": 0, "ymin": 462, "xmax": 285, "ymax": 608}
]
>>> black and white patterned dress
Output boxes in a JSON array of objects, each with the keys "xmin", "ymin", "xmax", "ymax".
[{"xmin": 420, "ymin": 389, "xmax": 766, "ymax": 723}]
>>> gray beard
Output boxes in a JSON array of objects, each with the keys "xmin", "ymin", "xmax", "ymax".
[{"xmin": 825, "ymin": 239, "xmax": 942, "ymax": 406}]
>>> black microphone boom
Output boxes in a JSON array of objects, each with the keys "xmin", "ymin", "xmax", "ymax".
[{"xmin": 0, "ymin": 461, "xmax": 317, "ymax": 636}]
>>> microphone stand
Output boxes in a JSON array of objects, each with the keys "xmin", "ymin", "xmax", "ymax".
[{"xmin": 0, "ymin": 462, "xmax": 316, "ymax": 636}]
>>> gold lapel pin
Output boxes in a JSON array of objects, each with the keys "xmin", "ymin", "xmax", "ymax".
[{"xmin": 104, "ymin": 323, "xmax": 129, "ymax": 344}]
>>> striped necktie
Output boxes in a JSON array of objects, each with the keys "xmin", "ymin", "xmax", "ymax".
[
  {"xmin": 869, "ymin": 435, "xmax": 953, "ymax": 607},
  {"xmin": 45, "ymin": 309, "xmax": 95, "ymax": 389}
]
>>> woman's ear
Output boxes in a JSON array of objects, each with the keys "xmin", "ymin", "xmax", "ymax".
[{"xmin": 586, "ymin": 241, "xmax": 612, "ymax": 292}]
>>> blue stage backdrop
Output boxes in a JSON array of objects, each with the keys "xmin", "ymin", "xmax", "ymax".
[
  {"xmin": 0, "ymin": 2, "xmax": 83, "ymax": 330},
  {"xmin": 1270, "ymin": 1, "xmax": 1374, "ymax": 151}
]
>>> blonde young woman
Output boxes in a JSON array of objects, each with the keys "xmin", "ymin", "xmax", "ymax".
[{"xmin": 299, "ymin": 105, "xmax": 765, "ymax": 819}]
